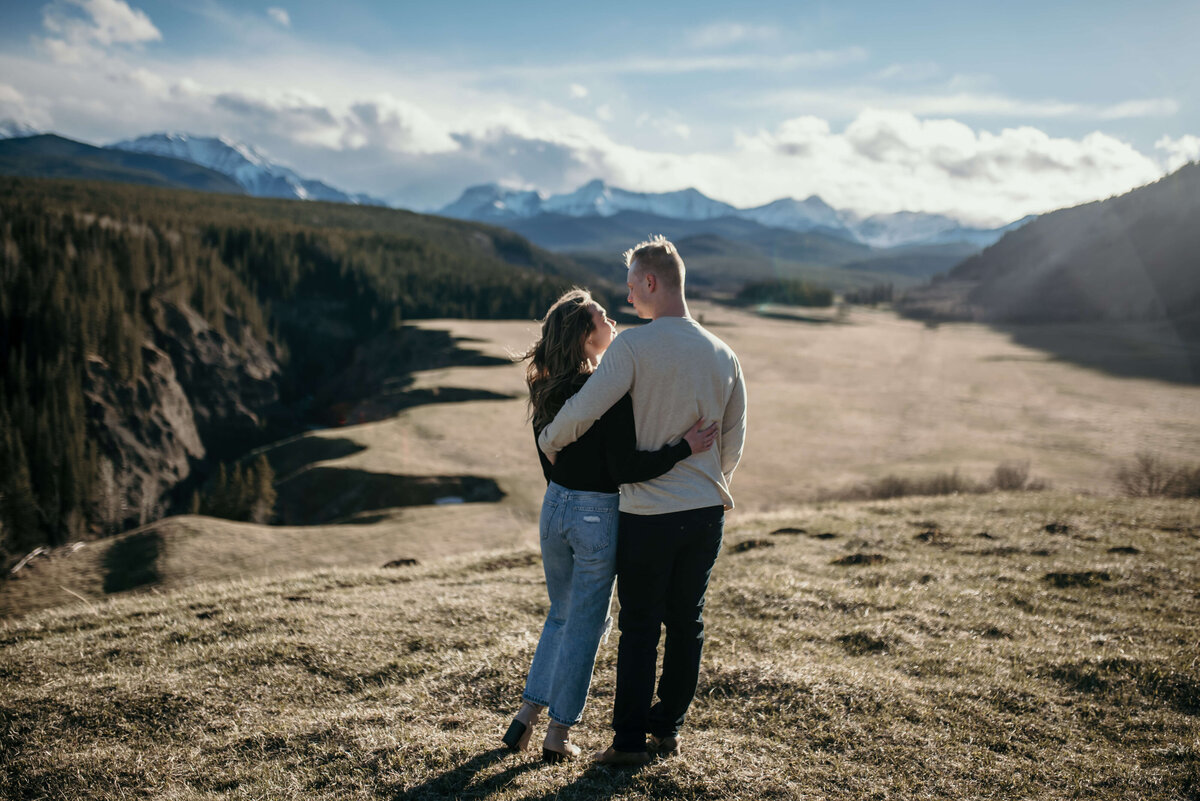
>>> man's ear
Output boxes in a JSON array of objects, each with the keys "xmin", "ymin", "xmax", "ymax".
[{"xmin": 645, "ymin": 273, "xmax": 657, "ymax": 293}]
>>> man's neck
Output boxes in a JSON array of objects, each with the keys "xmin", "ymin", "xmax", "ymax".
[{"xmin": 650, "ymin": 297, "xmax": 689, "ymax": 319}]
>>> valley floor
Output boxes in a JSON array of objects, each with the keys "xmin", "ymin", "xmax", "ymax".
[{"xmin": 4, "ymin": 304, "xmax": 1199, "ymax": 619}]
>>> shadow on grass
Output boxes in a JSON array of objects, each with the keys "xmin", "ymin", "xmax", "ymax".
[
  {"xmin": 393, "ymin": 748, "xmax": 650, "ymax": 801},
  {"xmin": 521, "ymin": 762, "xmax": 650, "ymax": 801},
  {"xmin": 340, "ymin": 387, "xmax": 518, "ymax": 427},
  {"xmin": 103, "ymin": 531, "xmax": 163, "ymax": 594},
  {"xmin": 276, "ymin": 467, "xmax": 505, "ymax": 525},
  {"xmin": 753, "ymin": 309, "xmax": 843, "ymax": 324},
  {"xmin": 264, "ymin": 436, "xmax": 367, "ymax": 480},
  {"xmin": 392, "ymin": 748, "xmax": 537, "ymax": 800},
  {"xmin": 995, "ymin": 320, "xmax": 1200, "ymax": 385}
]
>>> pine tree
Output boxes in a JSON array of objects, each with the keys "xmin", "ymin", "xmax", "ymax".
[
  {"xmin": 1, "ymin": 432, "xmax": 42, "ymax": 552},
  {"xmin": 206, "ymin": 464, "xmax": 229, "ymax": 518},
  {"xmin": 229, "ymin": 463, "xmax": 249, "ymax": 521},
  {"xmin": 250, "ymin": 453, "xmax": 276, "ymax": 524}
]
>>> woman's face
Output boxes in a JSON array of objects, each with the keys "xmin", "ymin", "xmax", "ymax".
[{"xmin": 583, "ymin": 304, "xmax": 617, "ymax": 361}]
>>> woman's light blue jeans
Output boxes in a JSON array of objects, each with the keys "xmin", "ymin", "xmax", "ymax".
[{"xmin": 521, "ymin": 482, "xmax": 619, "ymax": 726}]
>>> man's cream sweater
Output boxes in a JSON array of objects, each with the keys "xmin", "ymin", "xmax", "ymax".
[{"xmin": 538, "ymin": 316, "xmax": 747, "ymax": 515}]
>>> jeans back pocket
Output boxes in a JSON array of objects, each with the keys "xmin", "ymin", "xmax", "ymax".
[{"xmin": 569, "ymin": 504, "xmax": 615, "ymax": 554}]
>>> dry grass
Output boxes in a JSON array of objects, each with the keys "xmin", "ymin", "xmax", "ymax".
[
  {"xmin": 2, "ymin": 492, "xmax": 1198, "ymax": 800},
  {"xmin": 6, "ymin": 304, "xmax": 1200, "ymax": 620},
  {"xmin": 818, "ymin": 461, "xmax": 1048, "ymax": 501}
]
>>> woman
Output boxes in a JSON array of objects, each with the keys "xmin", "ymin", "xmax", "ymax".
[{"xmin": 502, "ymin": 288, "xmax": 717, "ymax": 762}]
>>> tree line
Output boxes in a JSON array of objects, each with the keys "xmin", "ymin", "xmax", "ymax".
[{"xmin": 734, "ymin": 278, "xmax": 833, "ymax": 307}]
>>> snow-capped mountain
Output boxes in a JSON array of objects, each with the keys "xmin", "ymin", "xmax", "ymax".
[
  {"xmin": 440, "ymin": 180, "xmax": 739, "ymax": 223},
  {"xmin": 438, "ymin": 184, "xmax": 546, "ymax": 220},
  {"xmin": 737, "ymin": 195, "xmax": 852, "ymax": 237},
  {"xmin": 0, "ymin": 119, "xmax": 40, "ymax": 139},
  {"xmin": 844, "ymin": 211, "xmax": 1038, "ymax": 249},
  {"xmin": 440, "ymin": 180, "xmax": 1028, "ymax": 249},
  {"xmin": 541, "ymin": 180, "xmax": 739, "ymax": 219},
  {"xmin": 108, "ymin": 133, "xmax": 386, "ymax": 206}
]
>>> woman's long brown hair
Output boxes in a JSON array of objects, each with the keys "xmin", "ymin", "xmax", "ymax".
[{"xmin": 522, "ymin": 288, "xmax": 599, "ymax": 433}]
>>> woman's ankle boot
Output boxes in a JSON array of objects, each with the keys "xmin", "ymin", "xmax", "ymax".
[
  {"xmin": 502, "ymin": 701, "xmax": 544, "ymax": 751},
  {"xmin": 543, "ymin": 721, "xmax": 582, "ymax": 762}
]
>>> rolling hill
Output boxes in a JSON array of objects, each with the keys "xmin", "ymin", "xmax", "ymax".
[
  {"xmin": 0, "ymin": 134, "xmax": 246, "ymax": 194},
  {"xmin": 899, "ymin": 161, "xmax": 1200, "ymax": 329},
  {"xmin": 896, "ymin": 162, "xmax": 1200, "ymax": 381}
]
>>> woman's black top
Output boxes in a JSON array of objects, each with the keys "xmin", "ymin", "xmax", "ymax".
[{"xmin": 535, "ymin": 390, "xmax": 691, "ymax": 494}]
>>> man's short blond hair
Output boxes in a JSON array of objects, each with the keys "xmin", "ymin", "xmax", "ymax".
[{"xmin": 623, "ymin": 234, "xmax": 685, "ymax": 290}]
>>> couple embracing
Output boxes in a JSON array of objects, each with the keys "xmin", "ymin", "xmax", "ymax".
[{"xmin": 502, "ymin": 236, "xmax": 748, "ymax": 765}]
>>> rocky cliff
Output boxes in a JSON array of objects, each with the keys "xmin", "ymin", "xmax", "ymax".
[{"xmin": 82, "ymin": 298, "xmax": 282, "ymax": 532}]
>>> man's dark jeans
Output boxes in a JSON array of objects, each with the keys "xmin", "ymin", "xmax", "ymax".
[{"xmin": 611, "ymin": 505, "xmax": 724, "ymax": 752}]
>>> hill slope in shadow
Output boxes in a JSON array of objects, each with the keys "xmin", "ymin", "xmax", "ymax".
[
  {"xmin": 0, "ymin": 134, "xmax": 246, "ymax": 193},
  {"xmin": 898, "ymin": 162, "xmax": 1200, "ymax": 381}
]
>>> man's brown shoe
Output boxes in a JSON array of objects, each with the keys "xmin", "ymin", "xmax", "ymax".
[
  {"xmin": 649, "ymin": 734, "xmax": 681, "ymax": 757},
  {"xmin": 592, "ymin": 747, "xmax": 650, "ymax": 766}
]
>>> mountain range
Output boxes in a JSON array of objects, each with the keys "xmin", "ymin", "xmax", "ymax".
[
  {"xmin": 109, "ymin": 133, "xmax": 387, "ymax": 206},
  {"xmin": 0, "ymin": 124, "xmax": 386, "ymax": 206},
  {"xmin": 0, "ymin": 121, "xmax": 1028, "ymax": 253},
  {"xmin": 438, "ymin": 180, "xmax": 1033, "ymax": 250}
]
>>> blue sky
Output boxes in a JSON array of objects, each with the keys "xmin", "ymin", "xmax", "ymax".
[{"xmin": 1, "ymin": 0, "xmax": 1197, "ymax": 223}]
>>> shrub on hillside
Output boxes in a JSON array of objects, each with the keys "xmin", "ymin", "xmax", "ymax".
[
  {"xmin": 843, "ymin": 283, "xmax": 894, "ymax": 306},
  {"xmin": 820, "ymin": 462, "xmax": 1049, "ymax": 502},
  {"xmin": 191, "ymin": 454, "xmax": 277, "ymax": 523},
  {"xmin": 1116, "ymin": 453, "xmax": 1200, "ymax": 498},
  {"xmin": 990, "ymin": 460, "xmax": 1049, "ymax": 491}
]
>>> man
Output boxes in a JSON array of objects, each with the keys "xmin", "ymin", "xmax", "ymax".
[{"xmin": 538, "ymin": 235, "xmax": 748, "ymax": 764}]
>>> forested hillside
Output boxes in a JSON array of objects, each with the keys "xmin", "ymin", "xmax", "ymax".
[
  {"xmin": 0, "ymin": 135, "xmax": 246, "ymax": 194},
  {"xmin": 0, "ymin": 177, "xmax": 597, "ymax": 566}
]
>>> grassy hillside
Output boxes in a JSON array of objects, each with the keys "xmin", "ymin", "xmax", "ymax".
[
  {"xmin": 1, "ymin": 492, "xmax": 1196, "ymax": 800},
  {"xmin": 0, "ymin": 135, "xmax": 246, "ymax": 194},
  {"xmin": 899, "ymin": 162, "xmax": 1200, "ymax": 331},
  {"xmin": 8, "ymin": 303, "xmax": 1200, "ymax": 619}
]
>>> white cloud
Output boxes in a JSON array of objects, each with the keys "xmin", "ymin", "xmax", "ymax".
[
  {"xmin": 5, "ymin": 13, "xmax": 1184, "ymax": 222},
  {"xmin": 686, "ymin": 22, "xmax": 778, "ymax": 50},
  {"xmin": 0, "ymin": 80, "xmax": 54, "ymax": 130},
  {"xmin": 0, "ymin": 84, "xmax": 24, "ymax": 105},
  {"xmin": 719, "ymin": 110, "xmax": 1164, "ymax": 223},
  {"xmin": 1156, "ymin": 134, "xmax": 1200, "ymax": 171},
  {"xmin": 267, "ymin": 7, "xmax": 290, "ymax": 27},
  {"xmin": 748, "ymin": 86, "xmax": 1180, "ymax": 122},
  {"xmin": 872, "ymin": 62, "xmax": 942, "ymax": 82},
  {"xmin": 39, "ymin": 0, "xmax": 161, "ymax": 65},
  {"xmin": 490, "ymin": 46, "xmax": 868, "ymax": 79},
  {"xmin": 340, "ymin": 94, "xmax": 457, "ymax": 153},
  {"xmin": 1098, "ymin": 99, "xmax": 1181, "ymax": 119}
]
